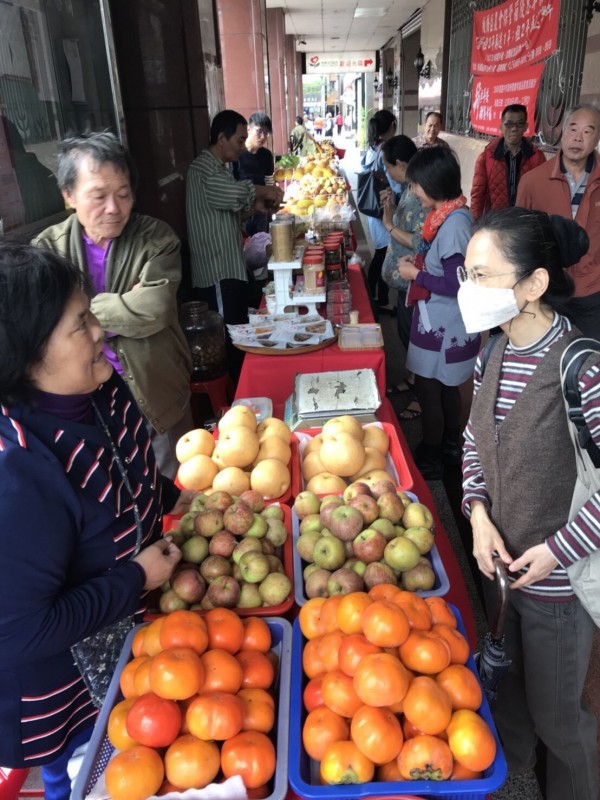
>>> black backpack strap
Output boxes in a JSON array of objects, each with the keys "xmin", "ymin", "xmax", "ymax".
[
  {"xmin": 561, "ymin": 337, "xmax": 600, "ymax": 468},
  {"xmin": 478, "ymin": 332, "xmax": 503, "ymax": 379}
]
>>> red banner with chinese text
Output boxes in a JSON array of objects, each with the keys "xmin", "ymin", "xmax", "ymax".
[
  {"xmin": 470, "ymin": 63, "xmax": 544, "ymax": 136},
  {"xmin": 471, "ymin": 0, "xmax": 559, "ymax": 74}
]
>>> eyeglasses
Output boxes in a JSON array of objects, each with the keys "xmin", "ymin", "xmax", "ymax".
[
  {"xmin": 253, "ymin": 128, "xmax": 270, "ymax": 138},
  {"xmin": 502, "ymin": 120, "xmax": 527, "ymax": 130},
  {"xmin": 457, "ymin": 266, "xmax": 517, "ymax": 285}
]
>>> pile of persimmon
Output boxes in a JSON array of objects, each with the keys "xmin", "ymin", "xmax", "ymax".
[
  {"xmin": 105, "ymin": 609, "xmax": 278, "ymax": 800},
  {"xmin": 299, "ymin": 588, "xmax": 497, "ymax": 786}
]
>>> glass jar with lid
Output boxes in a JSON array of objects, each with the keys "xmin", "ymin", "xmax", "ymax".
[{"xmin": 179, "ymin": 301, "xmax": 227, "ymax": 381}]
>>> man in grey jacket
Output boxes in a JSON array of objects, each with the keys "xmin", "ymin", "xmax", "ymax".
[{"xmin": 34, "ymin": 132, "xmax": 193, "ymax": 478}]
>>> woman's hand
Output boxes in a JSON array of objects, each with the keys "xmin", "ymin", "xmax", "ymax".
[
  {"xmin": 169, "ymin": 489, "xmax": 198, "ymax": 517},
  {"xmin": 508, "ymin": 543, "xmax": 558, "ymax": 589},
  {"xmin": 397, "ymin": 255, "xmax": 419, "ymax": 282},
  {"xmin": 133, "ymin": 537, "xmax": 182, "ymax": 590},
  {"xmin": 470, "ymin": 502, "xmax": 512, "ymax": 580}
]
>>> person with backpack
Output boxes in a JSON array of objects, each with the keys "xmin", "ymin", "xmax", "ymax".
[
  {"xmin": 459, "ymin": 206, "xmax": 599, "ymax": 800},
  {"xmin": 470, "ymin": 104, "xmax": 545, "ymax": 220}
]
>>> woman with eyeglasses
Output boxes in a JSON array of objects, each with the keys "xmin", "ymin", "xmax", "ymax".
[
  {"xmin": 460, "ymin": 207, "xmax": 598, "ymax": 800},
  {"xmin": 397, "ymin": 146, "xmax": 480, "ymax": 478}
]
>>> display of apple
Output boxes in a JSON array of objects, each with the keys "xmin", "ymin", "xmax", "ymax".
[{"xmin": 293, "ymin": 480, "xmax": 437, "ymax": 598}]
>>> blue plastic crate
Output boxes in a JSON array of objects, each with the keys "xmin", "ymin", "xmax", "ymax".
[
  {"xmin": 72, "ymin": 616, "xmax": 292, "ymax": 800},
  {"xmin": 292, "ymin": 491, "xmax": 450, "ymax": 606},
  {"xmin": 288, "ymin": 605, "xmax": 508, "ymax": 799}
]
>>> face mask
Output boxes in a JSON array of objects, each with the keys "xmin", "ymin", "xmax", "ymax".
[{"xmin": 457, "ymin": 279, "xmax": 521, "ymax": 334}]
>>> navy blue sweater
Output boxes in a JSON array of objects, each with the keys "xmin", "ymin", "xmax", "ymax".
[{"xmin": 0, "ymin": 373, "xmax": 178, "ymax": 767}]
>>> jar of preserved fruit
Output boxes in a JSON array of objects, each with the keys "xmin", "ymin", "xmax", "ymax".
[{"xmin": 179, "ymin": 301, "xmax": 227, "ymax": 381}]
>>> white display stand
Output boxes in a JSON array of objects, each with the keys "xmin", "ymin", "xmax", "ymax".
[{"xmin": 268, "ymin": 250, "xmax": 326, "ymax": 315}]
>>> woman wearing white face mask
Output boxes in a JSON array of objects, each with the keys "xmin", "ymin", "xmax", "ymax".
[{"xmin": 460, "ymin": 207, "xmax": 598, "ymax": 800}]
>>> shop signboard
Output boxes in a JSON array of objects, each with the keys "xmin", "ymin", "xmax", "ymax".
[{"xmin": 306, "ymin": 52, "xmax": 376, "ymax": 74}]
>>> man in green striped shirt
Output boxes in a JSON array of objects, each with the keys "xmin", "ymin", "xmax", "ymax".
[{"xmin": 186, "ymin": 109, "xmax": 282, "ymax": 382}]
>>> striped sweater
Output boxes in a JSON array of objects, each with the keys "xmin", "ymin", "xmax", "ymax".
[
  {"xmin": 462, "ymin": 314, "xmax": 600, "ymax": 600},
  {"xmin": 0, "ymin": 372, "xmax": 178, "ymax": 767}
]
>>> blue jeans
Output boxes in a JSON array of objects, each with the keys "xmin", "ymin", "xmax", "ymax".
[
  {"xmin": 492, "ymin": 589, "xmax": 597, "ymax": 800},
  {"xmin": 41, "ymin": 725, "xmax": 93, "ymax": 800}
]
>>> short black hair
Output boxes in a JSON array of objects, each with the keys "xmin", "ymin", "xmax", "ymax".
[
  {"xmin": 56, "ymin": 131, "xmax": 138, "ymax": 194},
  {"xmin": 502, "ymin": 104, "xmax": 527, "ymax": 119},
  {"xmin": 248, "ymin": 112, "xmax": 272, "ymax": 134},
  {"xmin": 425, "ymin": 111, "xmax": 443, "ymax": 124},
  {"xmin": 295, "ymin": 116, "xmax": 303, "ymax": 125},
  {"xmin": 367, "ymin": 110, "xmax": 397, "ymax": 148},
  {"xmin": 406, "ymin": 146, "xmax": 462, "ymax": 201},
  {"xmin": 210, "ymin": 110, "xmax": 248, "ymax": 144},
  {"xmin": 474, "ymin": 207, "xmax": 589, "ymax": 310},
  {"xmin": 0, "ymin": 245, "xmax": 90, "ymax": 406},
  {"xmin": 382, "ymin": 135, "xmax": 418, "ymax": 166}
]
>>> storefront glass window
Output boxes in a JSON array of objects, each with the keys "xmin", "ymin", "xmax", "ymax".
[{"xmin": 0, "ymin": 0, "xmax": 118, "ymax": 235}]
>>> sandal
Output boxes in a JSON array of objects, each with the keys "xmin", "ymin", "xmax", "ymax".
[
  {"xmin": 386, "ymin": 381, "xmax": 411, "ymax": 395},
  {"xmin": 386, "ymin": 376, "xmax": 416, "ymax": 395},
  {"xmin": 399, "ymin": 401, "xmax": 422, "ymax": 420}
]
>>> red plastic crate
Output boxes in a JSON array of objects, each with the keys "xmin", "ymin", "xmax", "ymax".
[
  {"xmin": 291, "ymin": 422, "xmax": 413, "ymax": 498},
  {"xmin": 149, "ymin": 503, "xmax": 294, "ymax": 618}
]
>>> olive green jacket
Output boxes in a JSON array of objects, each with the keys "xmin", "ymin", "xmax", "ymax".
[{"xmin": 34, "ymin": 213, "xmax": 192, "ymax": 433}]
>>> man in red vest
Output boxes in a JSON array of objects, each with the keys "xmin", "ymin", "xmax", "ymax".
[{"xmin": 470, "ymin": 104, "xmax": 545, "ymax": 220}]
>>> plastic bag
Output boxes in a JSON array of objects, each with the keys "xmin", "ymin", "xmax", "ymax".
[{"xmin": 244, "ymin": 232, "xmax": 271, "ymax": 271}]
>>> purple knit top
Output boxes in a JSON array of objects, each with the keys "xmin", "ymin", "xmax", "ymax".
[{"xmin": 36, "ymin": 390, "xmax": 95, "ymax": 424}]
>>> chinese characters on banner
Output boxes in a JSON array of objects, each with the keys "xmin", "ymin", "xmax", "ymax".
[
  {"xmin": 471, "ymin": 0, "xmax": 559, "ymax": 73},
  {"xmin": 469, "ymin": 0, "xmax": 560, "ymax": 135},
  {"xmin": 471, "ymin": 63, "xmax": 544, "ymax": 135}
]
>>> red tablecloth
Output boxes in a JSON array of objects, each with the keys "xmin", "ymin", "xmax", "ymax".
[{"xmin": 236, "ymin": 263, "xmax": 385, "ymax": 402}]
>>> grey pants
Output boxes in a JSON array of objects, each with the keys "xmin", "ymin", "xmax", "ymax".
[
  {"xmin": 492, "ymin": 588, "xmax": 597, "ymax": 800},
  {"xmin": 147, "ymin": 403, "xmax": 195, "ymax": 481}
]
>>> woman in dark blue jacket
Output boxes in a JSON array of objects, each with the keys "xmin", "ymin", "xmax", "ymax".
[{"xmin": 0, "ymin": 245, "xmax": 193, "ymax": 799}]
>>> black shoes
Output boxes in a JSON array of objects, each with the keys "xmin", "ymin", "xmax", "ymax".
[{"xmin": 414, "ymin": 442, "xmax": 445, "ymax": 481}]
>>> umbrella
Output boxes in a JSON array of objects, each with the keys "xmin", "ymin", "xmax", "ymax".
[{"xmin": 474, "ymin": 556, "xmax": 512, "ymax": 707}]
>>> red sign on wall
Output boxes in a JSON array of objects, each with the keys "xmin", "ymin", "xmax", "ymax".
[
  {"xmin": 470, "ymin": 63, "xmax": 544, "ymax": 135},
  {"xmin": 471, "ymin": 0, "xmax": 559, "ymax": 74}
]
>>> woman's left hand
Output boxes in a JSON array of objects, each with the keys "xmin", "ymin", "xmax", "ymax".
[
  {"xmin": 508, "ymin": 543, "xmax": 558, "ymax": 589},
  {"xmin": 169, "ymin": 489, "xmax": 198, "ymax": 517},
  {"xmin": 398, "ymin": 256, "xmax": 419, "ymax": 281}
]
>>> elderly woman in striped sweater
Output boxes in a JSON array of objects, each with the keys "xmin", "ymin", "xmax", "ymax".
[
  {"xmin": 0, "ymin": 245, "xmax": 194, "ymax": 799},
  {"xmin": 459, "ymin": 207, "xmax": 598, "ymax": 800}
]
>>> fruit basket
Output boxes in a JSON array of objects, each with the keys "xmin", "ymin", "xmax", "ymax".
[
  {"xmin": 72, "ymin": 616, "xmax": 292, "ymax": 800},
  {"xmin": 291, "ymin": 498, "xmax": 449, "ymax": 606},
  {"xmin": 288, "ymin": 607, "xmax": 508, "ymax": 799},
  {"xmin": 292, "ymin": 422, "xmax": 413, "ymax": 498},
  {"xmin": 150, "ymin": 504, "xmax": 295, "ymax": 618}
]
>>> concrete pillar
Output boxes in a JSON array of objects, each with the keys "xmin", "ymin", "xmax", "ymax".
[
  {"xmin": 216, "ymin": 0, "xmax": 269, "ymax": 121},
  {"xmin": 266, "ymin": 7, "xmax": 288, "ymax": 155},
  {"xmin": 285, "ymin": 34, "xmax": 299, "ymax": 131}
]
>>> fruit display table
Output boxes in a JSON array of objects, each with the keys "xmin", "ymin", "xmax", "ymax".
[{"xmin": 235, "ymin": 263, "xmax": 385, "ymax": 402}]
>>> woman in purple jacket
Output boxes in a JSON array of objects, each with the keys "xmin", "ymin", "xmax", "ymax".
[{"xmin": 0, "ymin": 245, "xmax": 193, "ymax": 799}]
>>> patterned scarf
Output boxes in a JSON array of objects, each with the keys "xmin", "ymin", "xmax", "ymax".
[{"xmin": 407, "ymin": 194, "xmax": 468, "ymax": 306}]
